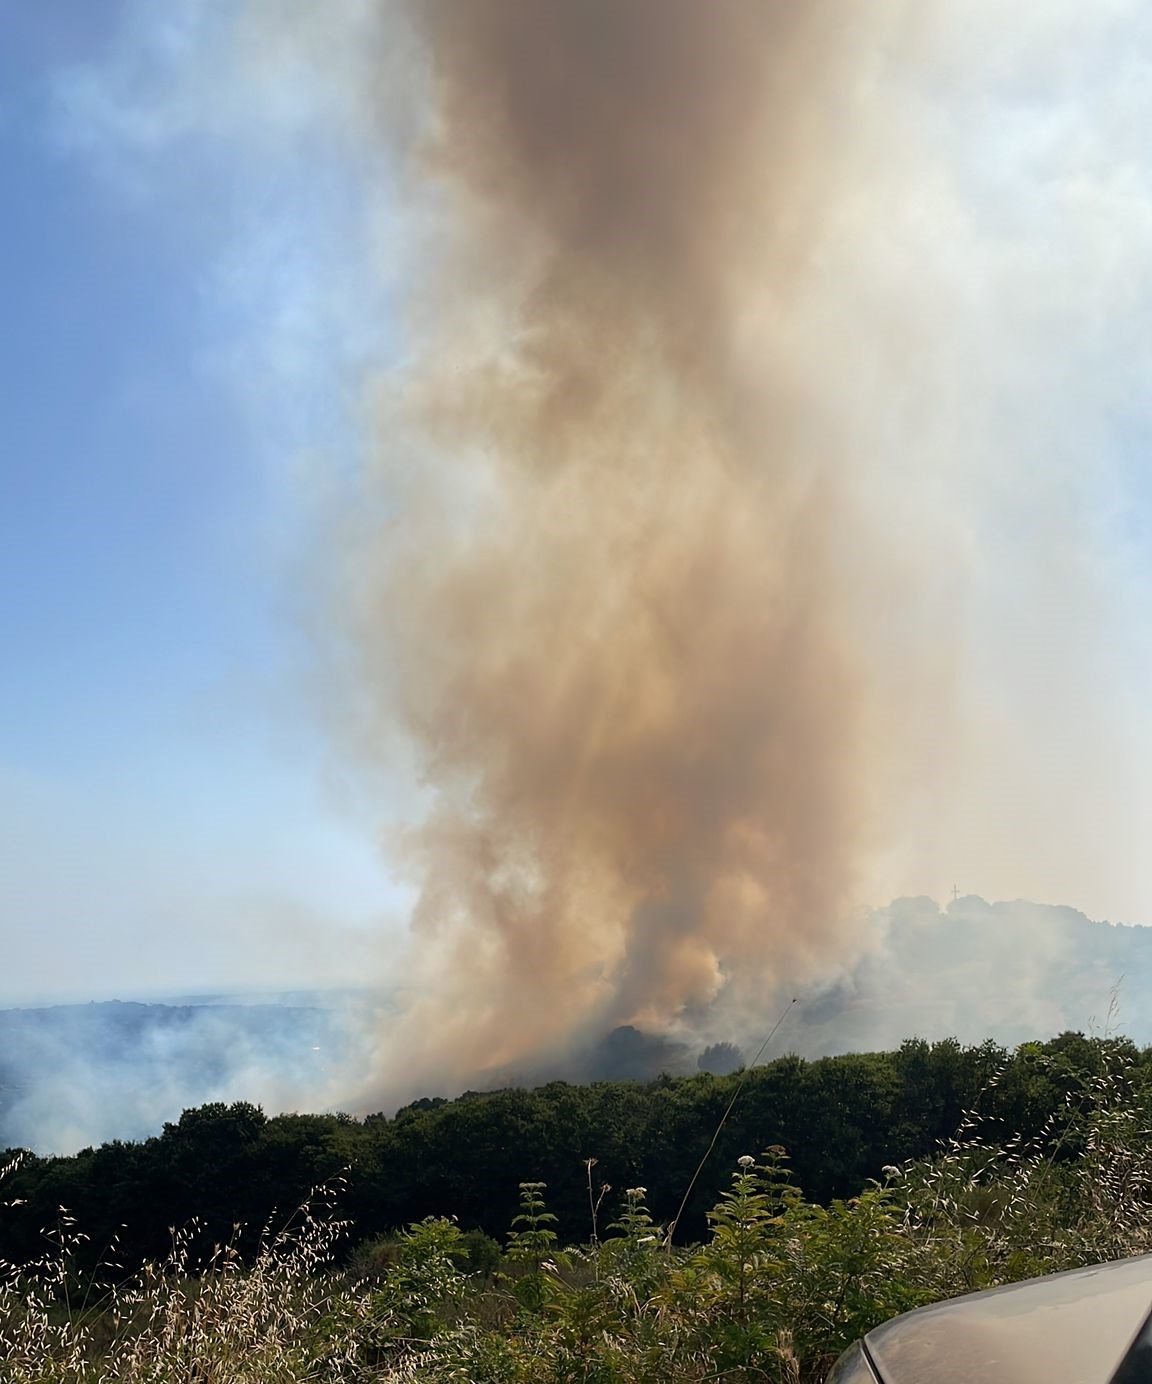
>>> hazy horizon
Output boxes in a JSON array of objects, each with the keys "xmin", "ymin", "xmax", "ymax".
[{"xmin": 5, "ymin": 892, "xmax": 1152, "ymax": 1156}]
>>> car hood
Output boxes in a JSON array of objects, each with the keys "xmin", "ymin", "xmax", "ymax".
[{"xmin": 831, "ymin": 1253, "xmax": 1152, "ymax": 1384}]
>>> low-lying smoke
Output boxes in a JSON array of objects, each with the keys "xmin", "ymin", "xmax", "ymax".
[{"xmin": 0, "ymin": 999, "xmax": 378, "ymax": 1155}]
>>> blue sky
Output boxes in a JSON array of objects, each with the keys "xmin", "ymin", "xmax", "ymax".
[{"xmin": 0, "ymin": 4, "xmax": 402, "ymax": 1002}]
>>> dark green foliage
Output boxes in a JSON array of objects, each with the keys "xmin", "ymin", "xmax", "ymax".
[{"xmin": 3, "ymin": 1032, "xmax": 1148, "ymax": 1283}]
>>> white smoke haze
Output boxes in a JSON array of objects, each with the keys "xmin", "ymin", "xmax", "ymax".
[
  {"xmin": 46, "ymin": 1, "xmax": 1152, "ymax": 1124},
  {"xmin": 0, "ymin": 997, "xmax": 387, "ymax": 1155},
  {"xmin": 794, "ymin": 895, "xmax": 1152, "ymax": 1058}
]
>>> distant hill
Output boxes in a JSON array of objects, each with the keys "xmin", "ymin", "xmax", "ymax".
[{"xmin": 787, "ymin": 896, "xmax": 1152, "ymax": 1057}]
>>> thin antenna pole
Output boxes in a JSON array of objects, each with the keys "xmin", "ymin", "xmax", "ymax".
[{"xmin": 664, "ymin": 995, "xmax": 797, "ymax": 1248}]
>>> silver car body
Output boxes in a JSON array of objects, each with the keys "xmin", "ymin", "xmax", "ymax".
[{"xmin": 827, "ymin": 1254, "xmax": 1152, "ymax": 1384}]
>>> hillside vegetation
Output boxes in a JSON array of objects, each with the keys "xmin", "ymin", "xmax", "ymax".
[{"xmin": 3, "ymin": 1032, "xmax": 1152, "ymax": 1380}]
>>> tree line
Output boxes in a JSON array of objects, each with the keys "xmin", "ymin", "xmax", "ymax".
[{"xmin": 0, "ymin": 1032, "xmax": 1141, "ymax": 1276}]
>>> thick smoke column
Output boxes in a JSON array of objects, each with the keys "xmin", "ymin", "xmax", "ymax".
[
  {"xmin": 308, "ymin": 0, "xmax": 1152, "ymax": 1097},
  {"xmin": 346, "ymin": 0, "xmax": 940, "ymax": 1089}
]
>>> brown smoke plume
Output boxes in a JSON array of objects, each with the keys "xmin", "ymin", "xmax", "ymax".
[
  {"xmin": 334, "ymin": 0, "xmax": 949, "ymax": 1091},
  {"xmin": 311, "ymin": 0, "xmax": 1150, "ymax": 1095}
]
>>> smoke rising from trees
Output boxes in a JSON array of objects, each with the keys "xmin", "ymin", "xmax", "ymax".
[
  {"xmin": 352, "ymin": 0, "xmax": 916, "ymax": 1089},
  {"xmin": 325, "ymin": 1, "xmax": 1152, "ymax": 1097}
]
